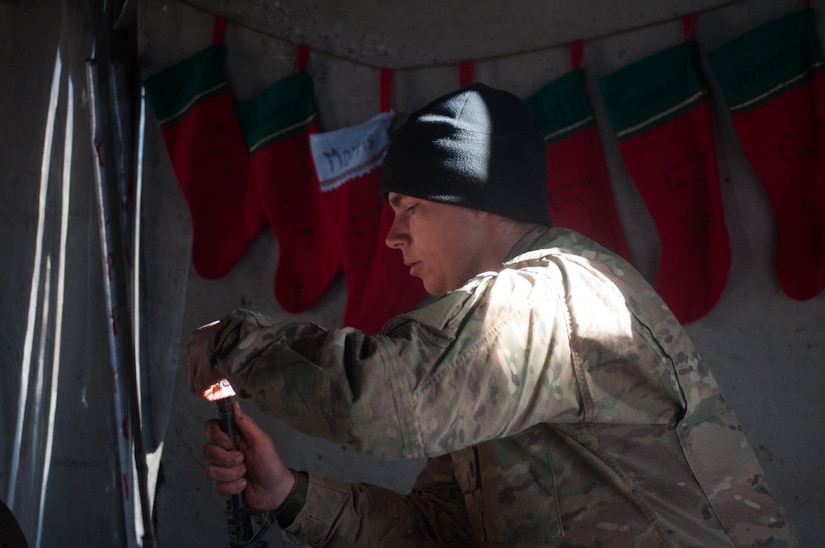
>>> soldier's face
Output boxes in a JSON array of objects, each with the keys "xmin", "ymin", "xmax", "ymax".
[{"xmin": 386, "ymin": 192, "xmax": 489, "ymax": 296}]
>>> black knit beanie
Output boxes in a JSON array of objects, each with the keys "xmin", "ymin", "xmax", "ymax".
[{"xmin": 381, "ymin": 83, "xmax": 551, "ymax": 226}]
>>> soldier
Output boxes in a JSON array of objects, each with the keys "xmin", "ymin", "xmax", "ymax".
[{"xmin": 187, "ymin": 84, "xmax": 798, "ymax": 546}]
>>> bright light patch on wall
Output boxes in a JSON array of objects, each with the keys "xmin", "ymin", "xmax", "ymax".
[
  {"xmin": 36, "ymin": 64, "xmax": 73, "ymax": 548},
  {"xmin": 9, "ymin": 45, "xmax": 62, "ymax": 511}
]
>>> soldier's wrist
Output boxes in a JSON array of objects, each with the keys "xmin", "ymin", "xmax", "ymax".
[{"xmin": 271, "ymin": 470, "xmax": 308, "ymax": 528}]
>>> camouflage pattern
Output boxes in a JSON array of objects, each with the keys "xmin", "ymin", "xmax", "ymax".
[{"xmin": 210, "ymin": 226, "xmax": 798, "ymax": 547}]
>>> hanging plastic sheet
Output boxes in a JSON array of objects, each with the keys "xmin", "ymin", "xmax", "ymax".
[{"xmin": 1, "ymin": 2, "xmax": 188, "ymax": 546}]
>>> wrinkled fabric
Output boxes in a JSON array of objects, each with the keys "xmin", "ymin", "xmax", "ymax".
[{"xmin": 210, "ymin": 226, "xmax": 798, "ymax": 547}]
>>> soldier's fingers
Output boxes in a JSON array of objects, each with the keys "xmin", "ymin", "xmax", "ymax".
[
  {"xmin": 202, "ymin": 441, "xmax": 244, "ymax": 467},
  {"xmin": 205, "ymin": 461, "xmax": 247, "ymax": 484},
  {"xmin": 203, "ymin": 419, "xmax": 233, "ymax": 450},
  {"xmin": 212, "ymin": 477, "xmax": 248, "ymax": 497}
]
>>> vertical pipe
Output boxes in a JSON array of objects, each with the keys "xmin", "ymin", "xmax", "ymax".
[
  {"xmin": 88, "ymin": 0, "xmax": 155, "ymax": 543},
  {"xmin": 87, "ymin": 58, "xmax": 156, "ymax": 547},
  {"xmin": 86, "ymin": 58, "xmax": 138, "ymax": 548}
]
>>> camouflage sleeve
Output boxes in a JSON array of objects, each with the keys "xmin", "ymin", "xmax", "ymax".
[
  {"xmin": 210, "ymin": 267, "xmax": 580, "ymax": 459},
  {"xmin": 281, "ymin": 458, "xmax": 470, "ymax": 546}
]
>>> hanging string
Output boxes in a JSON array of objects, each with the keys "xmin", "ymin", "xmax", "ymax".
[
  {"xmin": 177, "ymin": 0, "xmax": 759, "ymax": 72},
  {"xmin": 211, "ymin": 15, "xmax": 226, "ymax": 45},
  {"xmin": 459, "ymin": 59, "xmax": 474, "ymax": 88},
  {"xmin": 681, "ymin": 12, "xmax": 698, "ymax": 42},
  {"xmin": 380, "ymin": 68, "xmax": 393, "ymax": 113},
  {"xmin": 569, "ymin": 40, "xmax": 584, "ymax": 70},
  {"xmin": 296, "ymin": 43, "xmax": 309, "ymax": 72}
]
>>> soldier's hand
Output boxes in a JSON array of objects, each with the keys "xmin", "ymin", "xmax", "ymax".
[{"xmin": 202, "ymin": 399, "xmax": 296, "ymax": 512}]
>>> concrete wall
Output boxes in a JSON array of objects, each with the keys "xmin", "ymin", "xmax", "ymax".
[{"xmin": 2, "ymin": 0, "xmax": 823, "ymax": 546}]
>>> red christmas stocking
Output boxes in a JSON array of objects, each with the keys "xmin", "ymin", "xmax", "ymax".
[
  {"xmin": 347, "ymin": 70, "xmax": 429, "ymax": 332},
  {"xmin": 143, "ymin": 18, "xmax": 265, "ymax": 279},
  {"xmin": 599, "ymin": 33, "xmax": 731, "ymax": 323},
  {"xmin": 310, "ymin": 73, "xmax": 427, "ymax": 332},
  {"xmin": 236, "ymin": 49, "xmax": 342, "ymax": 313},
  {"xmin": 310, "ymin": 111, "xmax": 393, "ymax": 332},
  {"xmin": 708, "ymin": 7, "xmax": 825, "ymax": 300},
  {"xmin": 526, "ymin": 42, "xmax": 631, "ymax": 261}
]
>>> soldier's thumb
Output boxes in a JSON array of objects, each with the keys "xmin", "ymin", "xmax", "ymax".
[{"xmin": 232, "ymin": 399, "xmax": 267, "ymax": 446}]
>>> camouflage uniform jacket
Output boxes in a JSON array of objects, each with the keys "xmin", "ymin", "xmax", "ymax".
[{"xmin": 210, "ymin": 226, "xmax": 798, "ymax": 547}]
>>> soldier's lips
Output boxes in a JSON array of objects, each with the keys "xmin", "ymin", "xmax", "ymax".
[{"xmin": 408, "ymin": 261, "xmax": 422, "ymax": 276}]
